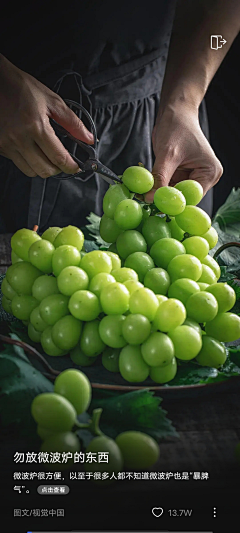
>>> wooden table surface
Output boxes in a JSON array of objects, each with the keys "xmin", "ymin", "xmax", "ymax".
[{"xmin": 1, "ymin": 232, "xmax": 240, "ymax": 492}]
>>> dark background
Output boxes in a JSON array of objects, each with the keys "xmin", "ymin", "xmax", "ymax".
[{"xmin": 206, "ymin": 32, "xmax": 240, "ymax": 214}]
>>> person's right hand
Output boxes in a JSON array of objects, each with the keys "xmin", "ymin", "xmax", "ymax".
[{"xmin": 0, "ymin": 55, "xmax": 94, "ymax": 178}]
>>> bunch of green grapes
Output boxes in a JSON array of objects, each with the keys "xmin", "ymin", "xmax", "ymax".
[
  {"xmin": 2, "ymin": 165, "xmax": 240, "ymax": 386},
  {"xmin": 31, "ymin": 368, "xmax": 160, "ymax": 476}
]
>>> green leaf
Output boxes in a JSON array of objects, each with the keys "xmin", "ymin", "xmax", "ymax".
[
  {"xmin": 168, "ymin": 361, "xmax": 218, "ymax": 386},
  {"xmin": 0, "ymin": 337, "xmax": 53, "ymax": 437},
  {"xmin": 213, "ymin": 187, "xmax": 240, "ymax": 228},
  {"xmin": 85, "ymin": 212, "xmax": 109, "ymax": 247},
  {"xmin": 89, "ymin": 390, "xmax": 178, "ymax": 441}
]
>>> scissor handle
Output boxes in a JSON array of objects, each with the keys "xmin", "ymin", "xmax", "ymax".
[
  {"xmin": 64, "ymin": 99, "xmax": 98, "ymax": 148},
  {"xmin": 49, "ymin": 99, "xmax": 98, "ymax": 181}
]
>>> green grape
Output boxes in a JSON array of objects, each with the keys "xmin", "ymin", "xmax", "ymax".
[
  {"xmin": 52, "ymin": 245, "xmax": 81, "ymax": 277},
  {"xmin": 154, "ymin": 186, "xmax": 186, "ymax": 215},
  {"xmin": 52, "ymin": 315, "xmax": 82, "ymax": 351},
  {"xmin": 80, "ymin": 320, "xmax": 106, "ymax": 357},
  {"xmin": 175, "ymin": 206, "xmax": 211, "ymax": 235},
  {"xmin": 11, "ymin": 250, "xmax": 23, "ymax": 264},
  {"xmin": 102, "ymin": 347, "xmax": 120, "ymax": 372},
  {"xmin": 37, "ymin": 425, "xmax": 61, "ymax": 440},
  {"xmin": 116, "ymin": 230, "xmax": 147, "ymax": 259},
  {"xmin": 155, "ymin": 294, "xmax": 168, "ymax": 305},
  {"xmin": 11, "ymin": 294, "xmax": 38, "ymax": 320},
  {"xmin": 100, "ymin": 282, "xmax": 129, "ymax": 314},
  {"xmin": 114, "ymin": 199, "xmax": 143, "ymax": 230},
  {"xmin": 196, "ymin": 335, "xmax": 227, "ymax": 368},
  {"xmin": 150, "ymin": 357, "xmax": 177, "ymax": 383},
  {"xmin": 28, "ymin": 239, "xmax": 55, "ymax": 274},
  {"xmin": 103, "ymin": 183, "xmax": 131, "ymax": 219},
  {"xmin": 41, "ymin": 326, "xmax": 66, "ymax": 356},
  {"xmin": 30, "ymin": 306, "xmax": 48, "ymax": 332},
  {"xmin": 85, "ymin": 436, "xmax": 123, "ymax": 477},
  {"xmin": 99, "ymin": 315, "xmax": 127, "ymax": 348},
  {"xmin": 70, "ymin": 344, "xmax": 97, "ymax": 366},
  {"xmin": 115, "ymin": 431, "xmax": 159, "ymax": 469},
  {"xmin": 123, "ymin": 280, "xmax": 143, "ymax": 295},
  {"xmin": 141, "ymin": 332, "xmax": 174, "ymax": 366},
  {"xmin": 105, "ymin": 251, "xmax": 121, "ymax": 271},
  {"xmin": 153, "ymin": 298, "xmax": 186, "ymax": 332},
  {"xmin": 198, "ymin": 264, "xmax": 217, "ymax": 285},
  {"xmin": 28, "ymin": 323, "xmax": 42, "ymax": 343},
  {"xmin": 186, "ymin": 292, "xmax": 218, "ymax": 322},
  {"xmin": 108, "ymin": 242, "xmax": 118, "ymax": 253},
  {"xmin": 129, "ymin": 287, "xmax": 159, "ymax": 321},
  {"xmin": 202, "ymin": 255, "xmax": 221, "ymax": 280},
  {"xmin": 11, "ymin": 228, "xmax": 41, "ymax": 261},
  {"xmin": 31, "ymin": 392, "xmax": 77, "ymax": 431},
  {"xmin": 2, "ymin": 295, "xmax": 12, "ymax": 314},
  {"xmin": 112, "ymin": 267, "xmax": 138, "ymax": 283},
  {"xmin": 201, "ymin": 227, "xmax": 218, "ymax": 249},
  {"xmin": 183, "ymin": 236, "xmax": 209, "ymax": 261},
  {"xmin": 69, "ymin": 290, "xmax": 101, "ymax": 321},
  {"xmin": 205, "ymin": 282, "xmax": 236, "ymax": 313},
  {"xmin": 57, "ymin": 265, "xmax": 89, "ymax": 296},
  {"xmin": 198, "ymin": 282, "xmax": 210, "ymax": 291},
  {"xmin": 122, "ymin": 165, "xmax": 154, "ymax": 193},
  {"xmin": 32, "ymin": 275, "xmax": 60, "ymax": 301},
  {"xmin": 168, "ymin": 278, "xmax": 200, "ymax": 305},
  {"xmin": 54, "ymin": 368, "xmax": 91, "ymax": 414},
  {"xmin": 99, "ymin": 214, "xmax": 123, "ymax": 243},
  {"xmin": 168, "ymin": 325, "xmax": 202, "ymax": 360},
  {"xmin": 205, "ymin": 312, "xmax": 240, "ymax": 342},
  {"xmin": 39, "ymin": 294, "xmax": 69, "ymax": 325},
  {"xmin": 183, "ymin": 318, "xmax": 203, "ymax": 336},
  {"xmin": 122, "ymin": 314, "xmax": 151, "ymax": 345},
  {"xmin": 144, "ymin": 267, "xmax": 170, "ymax": 295},
  {"xmin": 41, "ymin": 431, "xmax": 80, "ymax": 454},
  {"xmin": 141, "ymin": 215, "xmax": 171, "ymax": 248},
  {"xmin": 22, "ymin": 320, "xmax": 29, "ymax": 326},
  {"xmin": 80, "ymin": 250, "xmax": 112, "ymax": 279},
  {"xmin": 124, "ymin": 251, "xmax": 154, "ymax": 282},
  {"xmin": 53, "ymin": 225, "xmax": 84, "ymax": 251},
  {"xmin": 168, "ymin": 217, "xmax": 185, "ymax": 241},
  {"xmin": 89, "ymin": 272, "xmax": 115, "ymax": 299},
  {"xmin": 6, "ymin": 262, "xmax": 42, "ymax": 295},
  {"xmin": 175, "ymin": 180, "xmax": 203, "ymax": 205},
  {"xmin": 136, "ymin": 204, "xmax": 151, "ymax": 232},
  {"xmin": 41, "ymin": 226, "xmax": 62, "ymax": 243},
  {"xmin": 1, "ymin": 277, "xmax": 17, "ymax": 300},
  {"xmin": 150, "ymin": 238, "xmax": 186, "ymax": 270},
  {"xmin": 168, "ymin": 254, "xmax": 202, "ymax": 282},
  {"xmin": 119, "ymin": 345, "xmax": 149, "ymax": 382}
]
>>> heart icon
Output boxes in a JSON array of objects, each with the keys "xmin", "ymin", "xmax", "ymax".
[{"xmin": 152, "ymin": 507, "xmax": 164, "ymax": 518}]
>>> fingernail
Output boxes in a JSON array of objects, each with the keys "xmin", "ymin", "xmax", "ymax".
[{"xmin": 87, "ymin": 131, "xmax": 94, "ymax": 142}]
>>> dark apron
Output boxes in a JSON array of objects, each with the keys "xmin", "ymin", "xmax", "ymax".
[{"xmin": 0, "ymin": 49, "xmax": 211, "ymax": 233}]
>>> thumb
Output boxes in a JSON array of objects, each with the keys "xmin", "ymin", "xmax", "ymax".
[
  {"xmin": 49, "ymin": 99, "xmax": 94, "ymax": 144},
  {"xmin": 144, "ymin": 151, "xmax": 179, "ymax": 203}
]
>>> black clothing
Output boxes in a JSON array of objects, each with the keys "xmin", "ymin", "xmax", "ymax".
[{"xmin": 0, "ymin": 0, "xmax": 212, "ymax": 232}]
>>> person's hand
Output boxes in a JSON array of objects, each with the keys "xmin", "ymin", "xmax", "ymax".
[
  {"xmin": 145, "ymin": 102, "xmax": 223, "ymax": 203},
  {"xmin": 0, "ymin": 55, "xmax": 94, "ymax": 178}
]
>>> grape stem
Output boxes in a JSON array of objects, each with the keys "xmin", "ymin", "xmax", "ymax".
[
  {"xmin": 0, "ymin": 334, "xmax": 60, "ymax": 377},
  {"xmin": 74, "ymin": 408, "xmax": 104, "ymax": 437},
  {"xmin": 213, "ymin": 242, "xmax": 240, "ymax": 260}
]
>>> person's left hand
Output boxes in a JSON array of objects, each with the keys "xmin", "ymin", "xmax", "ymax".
[{"xmin": 144, "ymin": 102, "xmax": 223, "ymax": 203}]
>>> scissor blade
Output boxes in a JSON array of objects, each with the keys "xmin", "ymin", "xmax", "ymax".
[{"xmin": 83, "ymin": 159, "xmax": 122, "ymax": 185}]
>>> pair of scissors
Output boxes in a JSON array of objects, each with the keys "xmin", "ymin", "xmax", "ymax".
[{"xmin": 49, "ymin": 99, "xmax": 121, "ymax": 185}]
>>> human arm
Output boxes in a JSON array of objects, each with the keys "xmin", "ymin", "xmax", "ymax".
[
  {"xmin": 0, "ymin": 54, "xmax": 94, "ymax": 178},
  {"xmin": 145, "ymin": 0, "xmax": 240, "ymax": 202}
]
